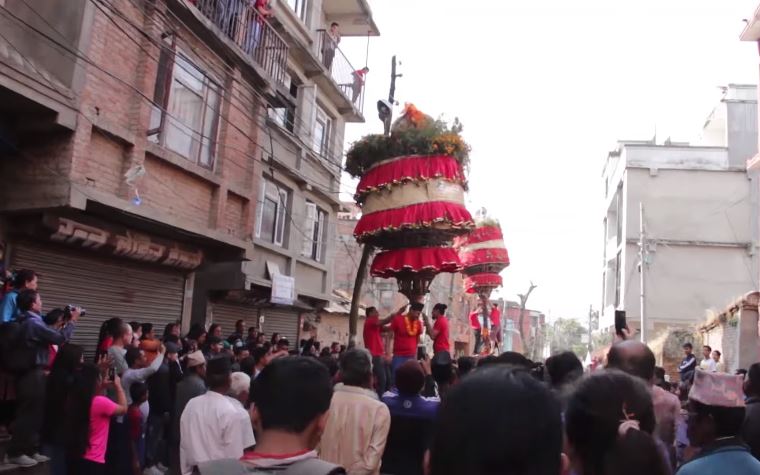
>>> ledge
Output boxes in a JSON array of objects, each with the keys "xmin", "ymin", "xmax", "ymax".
[
  {"xmin": 146, "ymin": 142, "xmax": 222, "ymax": 187},
  {"xmin": 88, "ymin": 113, "xmax": 136, "ymax": 146},
  {"xmin": 296, "ymin": 255, "xmax": 328, "ymax": 272}
]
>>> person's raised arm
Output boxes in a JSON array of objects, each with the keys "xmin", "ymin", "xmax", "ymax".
[
  {"xmin": 379, "ymin": 305, "xmax": 406, "ymax": 326},
  {"xmin": 111, "ymin": 374, "xmax": 128, "ymax": 416}
]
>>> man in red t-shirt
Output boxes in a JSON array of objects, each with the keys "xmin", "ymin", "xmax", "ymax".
[
  {"xmin": 363, "ymin": 306, "xmax": 390, "ymax": 396},
  {"xmin": 489, "ymin": 303, "xmax": 502, "ymax": 348},
  {"xmin": 386, "ymin": 302, "xmax": 424, "ymax": 378},
  {"xmin": 423, "ymin": 303, "xmax": 450, "ymax": 356}
]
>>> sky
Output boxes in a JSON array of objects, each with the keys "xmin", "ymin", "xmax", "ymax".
[{"xmin": 338, "ymin": 0, "xmax": 760, "ymax": 322}]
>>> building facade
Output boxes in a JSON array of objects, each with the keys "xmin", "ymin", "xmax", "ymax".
[
  {"xmin": 0, "ymin": 0, "xmax": 378, "ymax": 353},
  {"xmin": 600, "ymin": 85, "xmax": 758, "ymax": 341}
]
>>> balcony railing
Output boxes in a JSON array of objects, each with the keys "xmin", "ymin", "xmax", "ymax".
[
  {"xmin": 316, "ymin": 29, "xmax": 365, "ymax": 115},
  {"xmin": 193, "ymin": 0, "xmax": 288, "ymax": 87}
]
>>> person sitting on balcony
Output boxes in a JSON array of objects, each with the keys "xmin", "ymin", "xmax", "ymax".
[
  {"xmin": 322, "ymin": 22, "xmax": 340, "ymax": 71},
  {"xmin": 351, "ymin": 67, "xmax": 369, "ymax": 105}
]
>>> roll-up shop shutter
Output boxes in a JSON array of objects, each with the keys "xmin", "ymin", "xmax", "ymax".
[
  {"xmin": 10, "ymin": 241, "xmax": 186, "ymax": 357},
  {"xmin": 260, "ymin": 307, "xmax": 299, "ymax": 345},
  {"xmin": 211, "ymin": 301, "xmax": 257, "ymax": 340}
]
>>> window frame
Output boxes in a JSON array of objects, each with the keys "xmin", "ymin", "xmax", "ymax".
[
  {"xmin": 255, "ymin": 178, "xmax": 289, "ymax": 247},
  {"xmin": 301, "ymin": 201, "xmax": 327, "ymax": 262},
  {"xmin": 148, "ymin": 39, "xmax": 222, "ymax": 169},
  {"xmin": 313, "ymin": 105, "xmax": 332, "ymax": 159},
  {"xmin": 286, "ymin": 0, "xmax": 309, "ymax": 23}
]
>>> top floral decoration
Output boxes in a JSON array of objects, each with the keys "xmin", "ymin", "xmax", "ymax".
[{"xmin": 345, "ymin": 104, "xmax": 471, "ymax": 180}]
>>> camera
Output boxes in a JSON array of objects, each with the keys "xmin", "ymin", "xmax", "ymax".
[{"xmin": 64, "ymin": 304, "xmax": 86, "ymax": 320}]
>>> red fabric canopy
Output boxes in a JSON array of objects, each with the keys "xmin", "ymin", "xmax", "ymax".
[
  {"xmin": 355, "ymin": 201, "xmax": 474, "ymax": 242},
  {"xmin": 460, "ymin": 248, "xmax": 510, "ymax": 268},
  {"xmin": 465, "ymin": 225, "xmax": 503, "ymax": 245},
  {"xmin": 371, "ymin": 247, "xmax": 462, "ymax": 279},
  {"xmin": 355, "ymin": 155, "xmax": 465, "ymax": 201},
  {"xmin": 464, "ymin": 273, "xmax": 503, "ymax": 294}
]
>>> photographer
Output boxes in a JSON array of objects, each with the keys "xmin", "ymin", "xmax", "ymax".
[{"xmin": 6, "ymin": 289, "xmax": 78, "ymax": 468}]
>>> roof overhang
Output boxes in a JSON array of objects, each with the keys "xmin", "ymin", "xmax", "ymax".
[
  {"xmin": 322, "ymin": 0, "xmax": 380, "ymax": 36},
  {"xmin": 741, "ymin": 4, "xmax": 760, "ymax": 41}
]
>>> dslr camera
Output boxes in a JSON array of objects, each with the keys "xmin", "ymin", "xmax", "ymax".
[{"xmin": 64, "ymin": 304, "xmax": 86, "ymax": 320}]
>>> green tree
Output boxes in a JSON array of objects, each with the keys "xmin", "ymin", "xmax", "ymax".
[{"xmin": 549, "ymin": 318, "xmax": 588, "ymax": 359}]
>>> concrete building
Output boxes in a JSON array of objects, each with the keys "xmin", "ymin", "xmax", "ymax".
[
  {"xmin": 0, "ymin": 0, "xmax": 378, "ymax": 353},
  {"xmin": 600, "ymin": 84, "xmax": 758, "ymax": 341}
]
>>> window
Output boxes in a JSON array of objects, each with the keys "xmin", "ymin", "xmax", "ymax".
[
  {"xmin": 148, "ymin": 41, "xmax": 221, "ymax": 169},
  {"xmin": 313, "ymin": 106, "xmax": 332, "ymax": 158},
  {"xmin": 379, "ymin": 290, "xmax": 394, "ymax": 308},
  {"xmin": 268, "ymin": 75, "xmax": 297, "ymax": 133},
  {"xmin": 302, "ymin": 202, "xmax": 327, "ymax": 261},
  {"xmin": 255, "ymin": 178, "xmax": 289, "ymax": 247},
  {"xmin": 286, "ymin": 0, "xmax": 309, "ymax": 23}
]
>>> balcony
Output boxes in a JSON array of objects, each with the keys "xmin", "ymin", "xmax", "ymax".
[
  {"xmin": 315, "ymin": 29, "xmax": 365, "ymax": 120},
  {"xmin": 187, "ymin": 0, "xmax": 289, "ymax": 90}
]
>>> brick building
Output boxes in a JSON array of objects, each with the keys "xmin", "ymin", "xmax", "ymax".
[
  {"xmin": 0, "ymin": 0, "xmax": 378, "ymax": 353},
  {"xmin": 501, "ymin": 300, "xmax": 546, "ymax": 356}
]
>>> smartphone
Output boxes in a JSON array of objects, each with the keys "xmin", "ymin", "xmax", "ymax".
[
  {"xmin": 416, "ymin": 346, "xmax": 427, "ymax": 361},
  {"xmin": 614, "ymin": 310, "xmax": 628, "ymax": 339}
]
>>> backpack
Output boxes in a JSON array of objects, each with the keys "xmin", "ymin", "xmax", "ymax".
[
  {"xmin": 0, "ymin": 315, "xmax": 36, "ymax": 373},
  {"xmin": 195, "ymin": 457, "xmax": 346, "ymax": 475}
]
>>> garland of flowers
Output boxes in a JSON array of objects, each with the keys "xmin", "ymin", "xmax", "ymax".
[
  {"xmin": 345, "ymin": 108, "xmax": 471, "ymax": 179},
  {"xmin": 404, "ymin": 316, "xmax": 422, "ymax": 337}
]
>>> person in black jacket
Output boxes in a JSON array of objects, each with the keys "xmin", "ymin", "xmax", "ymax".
[
  {"xmin": 146, "ymin": 342, "xmax": 182, "ymax": 472},
  {"xmin": 743, "ymin": 363, "xmax": 760, "ymax": 461}
]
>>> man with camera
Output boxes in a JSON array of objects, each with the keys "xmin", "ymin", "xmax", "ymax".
[{"xmin": 5, "ymin": 289, "xmax": 78, "ymax": 468}]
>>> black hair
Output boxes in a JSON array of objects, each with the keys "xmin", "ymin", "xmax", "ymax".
[
  {"xmin": 365, "ymin": 306, "xmax": 377, "ymax": 316},
  {"xmin": 17, "ymin": 288, "xmax": 38, "ymax": 312},
  {"xmin": 703, "ymin": 345, "xmax": 712, "ymax": 352},
  {"xmin": 252, "ymin": 346, "xmax": 269, "ymax": 365},
  {"xmin": 654, "ymin": 367, "xmax": 666, "ymax": 381},
  {"xmin": 278, "ymin": 338, "xmax": 290, "ymax": 347},
  {"xmin": 13, "ymin": 269, "xmax": 37, "ymax": 288},
  {"xmin": 410, "ymin": 302, "xmax": 424, "ymax": 312},
  {"xmin": 713, "ymin": 350, "xmax": 721, "ymax": 357},
  {"xmin": 319, "ymin": 347, "xmax": 332, "ymax": 358},
  {"xmin": 130, "ymin": 381, "xmax": 148, "ymax": 404},
  {"xmin": 495, "ymin": 351, "xmax": 532, "ymax": 369},
  {"xmin": 690, "ymin": 400, "xmax": 746, "ymax": 439},
  {"xmin": 247, "ymin": 326, "xmax": 257, "ymax": 335},
  {"xmin": 129, "ymin": 321, "xmax": 142, "ymax": 333},
  {"xmin": 250, "ymin": 357, "xmax": 333, "ymax": 432},
  {"xmin": 565, "ymin": 370, "xmax": 669, "ymax": 475},
  {"xmin": 206, "ymin": 370, "xmax": 231, "ymax": 391},
  {"xmin": 683, "ymin": 342, "xmax": 693, "ymax": 349},
  {"xmin": 44, "ymin": 308, "xmax": 66, "ymax": 326},
  {"xmin": 395, "ymin": 361, "xmax": 425, "ymax": 395},
  {"xmin": 429, "ymin": 366, "xmax": 562, "ymax": 475},
  {"xmin": 746, "ymin": 363, "xmax": 760, "ymax": 396},
  {"xmin": 187, "ymin": 323, "xmax": 207, "ymax": 341},
  {"xmin": 477, "ymin": 355, "xmax": 498, "ymax": 368},
  {"xmin": 339, "ymin": 349, "xmax": 372, "ymax": 387},
  {"xmin": 330, "ymin": 21, "xmax": 339, "ymax": 27},
  {"xmin": 235, "ymin": 319, "xmax": 244, "ymax": 327},
  {"xmin": 164, "ymin": 334, "xmax": 180, "ymax": 345},
  {"xmin": 318, "ymin": 355, "xmax": 339, "ymax": 378},
  {"xmin": 270, "ymin": 333, "xmax": 280, "ymax": 345},
  {"xmin": 125, "ymin": 347, "xmax": 142, "ymax": 368},
  {"xmin": 63, "ymin": 363, "xmax": 101, "ymax": 458},
  {"xmin": 140, "ymin": 322, "xmax": 153, "ymax": 337},
  {"xmin": 208, "ymin": 323, "xmax": 221, "ymax": 336},
  {"xmin": 41, "ymin": 344, "xmax": 84, "ymax": 446},
  {"xmin": 163, "ymin": 322, "xmax": 179, "ymax": 340},
  {"xmin": 545, "ymin": 351, "xmax": 583, "ymax": 389},
  {"xmin": 207, "ymin": 335, "xmax": 222, "ymax": 345},
  {"xmin": 457, "ymin": 356, "xmax": 476, "ymax": 377},
  {"xmin": 433, "ymin": 303, "xmax": 447, "ymax": 315},
  {"xmin": 737, "ymin": 368, "xmax": 748, "ymax": 377},
  {"xmin": 607, "ymin": 342, "xmax": 656, "ymax": 382},
  {"xmin": 240, "ymin": 356, "xmax": 256, "ymax": 376}
]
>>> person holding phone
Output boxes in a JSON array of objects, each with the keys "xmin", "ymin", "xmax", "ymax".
[{"xmin": 423, "ymin": 303, "xmax": 450, "ymax": 357}]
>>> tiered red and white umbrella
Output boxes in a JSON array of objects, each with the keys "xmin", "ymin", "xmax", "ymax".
[
  {"xmin": 457, "ymin": 219, "xmax": 510, "ymax": 297},
  {"xmin": 349, "ymin": 105, "xmax": 474, "ymax": 301}
]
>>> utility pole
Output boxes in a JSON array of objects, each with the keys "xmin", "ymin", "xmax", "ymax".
[
  {"xmin": 638, "ymin": 202, "xmax": 647, "ymax": 343},
  {"xmin": 348, "ymin": 55, "xmax": 401, "ymax": 348}
]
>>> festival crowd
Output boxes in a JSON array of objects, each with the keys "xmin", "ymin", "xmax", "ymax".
[{"xmin": 2, "ymin": 268, "xmax": 760, "ymax": 475}]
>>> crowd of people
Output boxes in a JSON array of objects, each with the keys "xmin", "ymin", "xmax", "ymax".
[{"xmin": 3, "ymin": 267, "xmax": 760, "ymax": 474}]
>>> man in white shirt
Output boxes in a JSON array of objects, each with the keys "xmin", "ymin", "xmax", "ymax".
[
  {"xmin": 700, "ymin": 345, "xmax": 717, "ymax": 372},
  {"xmin": 179, "ymin": 357, "xmax": 255, "ymax": 475}
]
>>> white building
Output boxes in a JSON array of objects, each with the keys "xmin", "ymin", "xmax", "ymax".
[{"xmin": 600, "ymin": 85, "xmax": 758, "ymax": 339}]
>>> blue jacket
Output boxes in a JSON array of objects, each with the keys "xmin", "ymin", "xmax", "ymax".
[
  {"xmin": 20, "ymin": 311, "xmax": 75, "ymax": 367},
  {"xmin": 676, "ymin": 438, "xmax": 760, "ymax": 475},
  {"xmin": 0, "ymin": 290, "xmax": 19, "ymax": 323}
]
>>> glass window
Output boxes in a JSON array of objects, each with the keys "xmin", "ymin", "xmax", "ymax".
[
  {"xmin": 301, "ymin": 202, "xmax": 327, "ymax": 261},
  {"xmin": 286, "ymin": 0, "xmax": 309, "ymax": 23},
  {"xmin": 256, "ymin": 178, "xmax": 289, "ymax": 247},
  {"xmin": 313, "ymin": 106, "xmax": 332, "ymax": 158},
  {"xmin": 148, "ymin": 48, "xmax": 221, "ymax": 169}
]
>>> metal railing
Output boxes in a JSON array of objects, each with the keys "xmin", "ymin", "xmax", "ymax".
[
  {"xmin": 316, "ymin": 29, "xmax": 365, "ymax": 115},
  {"xmin": 193, "ymin": 0, "xmax": 288, "ymax": 87}
]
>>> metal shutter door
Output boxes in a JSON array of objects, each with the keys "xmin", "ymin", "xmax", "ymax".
[
  {"xmin": 211, "ymin": 302, "xmax": 257, "ymax": 339},
  {"xmin": 10, "ymin": 241, "xmax": 186, "ymax": 357},
  {"xmin": 260, "ymin": 307, "xmax": 299, "ymax": 345}
]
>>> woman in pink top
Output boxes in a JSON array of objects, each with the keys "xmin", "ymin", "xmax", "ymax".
[{"xmin": 64, "ymin": 363, "xmax": 127, "ymax": 475}]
